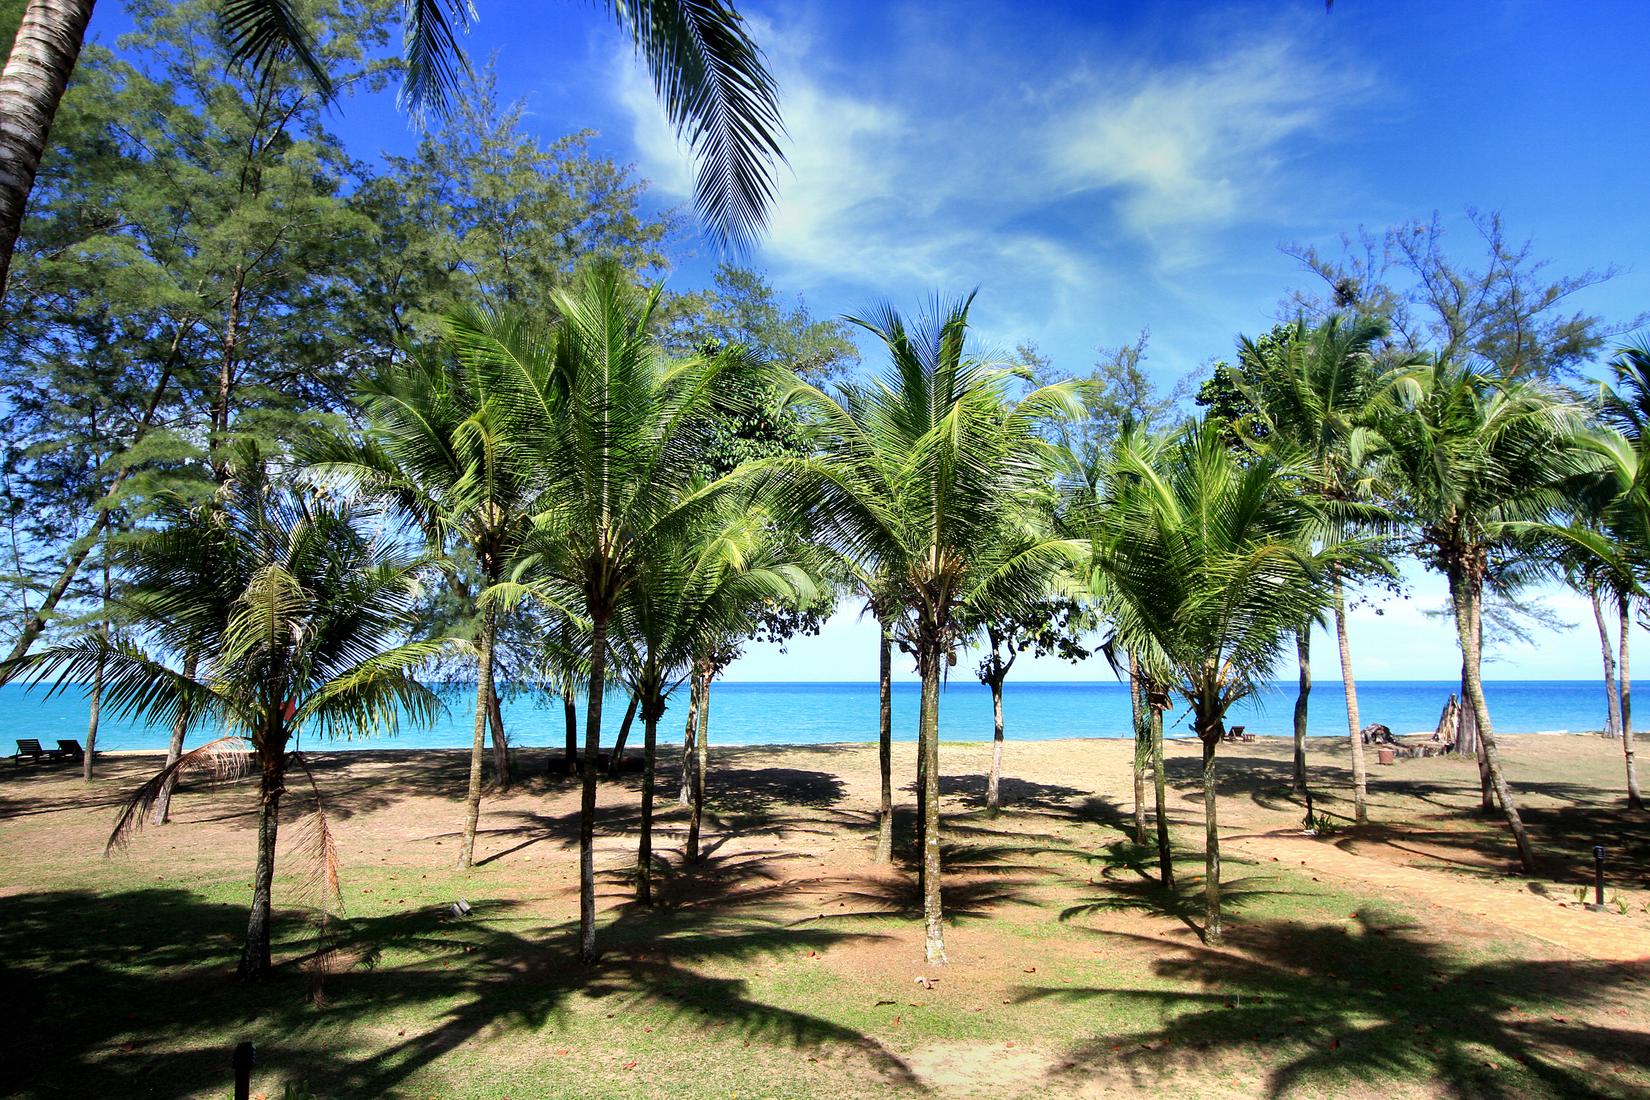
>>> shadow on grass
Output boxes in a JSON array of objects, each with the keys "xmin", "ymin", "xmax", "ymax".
[{"xmin": 1014, "ymin": 908, "xmax": 1650, "ymax": 1099}]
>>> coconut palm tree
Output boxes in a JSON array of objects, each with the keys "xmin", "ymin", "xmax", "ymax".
[
  {"xmin": 1090, "ymin": 420, "xmax": 1349, "ymax": 940},
  {"xmin": 1370, "ymin": 359, "xmax": 1592, "ymax": 870},
  {"xmin": 311, "ymin": 338, "xmax": 539, "ymax": 868},
  {"xmin": 1235, "ymin": 314, "xmax": 1401, "ymax": 821},
  {"xmin": 770, "ymin": 293, "xmax": 1083, "ymax": 964},
  {"xmin": 5, "ymin": 454, "xmax": 444, "ymax": 978},
  {"xmin": 0, "ymin": 0, "xmax": 784, "ymax": 298},
  {"xmin": 462, "ymin": 265, "xmax": 753, "ymax": 963}
]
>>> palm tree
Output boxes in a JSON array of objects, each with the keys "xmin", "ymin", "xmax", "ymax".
[
  {"xmin": 0, "ymin": 0, "xmax": 783, "ymax": 297},
  {"xmin": 1090, "ymin": 421, "xmax": 1344, "ymax": 940},
  {"xmin": 6, "ymin": 456, "xmax": 444, "ymax": 978},
  {"xmin": 773, "ymin": 293, "xmax": 1083, "ymax": 964},
  {"xmin": 1371, "ymin": 359, "xmax": 1591, "ymax": 870},
  {"xmin": 463, "ymin": 265, "xmax": 751, "ymax": 963},
  {"xmin": 1236, "ymin": 315, "xmax": 1400, "ymax": 822},
  {"xmin": 311, "ymin": 337, "xmax": 538, "ymax": 868}
]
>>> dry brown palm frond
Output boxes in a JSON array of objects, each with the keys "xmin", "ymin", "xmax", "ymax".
[
  {"xmin": 105, "ymin": 736, "xmax": 250, "ymax": 854},
  {"xmin": 288, "ymin": 751, "xmax": 345, "ymax": 1005}
]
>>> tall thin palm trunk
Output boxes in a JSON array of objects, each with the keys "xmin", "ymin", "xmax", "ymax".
[
  {"xmin": 1620, "ymin": 593, "xmax": 1642, "ymax": 809},
  {"xmin": 636, "ymin": 698, "xmax": 660, "ymax": 905},
  {"xmin": 1593, "ymin": 583, "xmax": 1623, "ymax": 736},
  {"xmin": 1451, "ymin": 571, "xmax": 1537, "ymax": 873},
  {"xmin": 83, "ymin": 547, "xmax": 108, "ymax": 782},
  {"xmin": 456, "ymin": 608, "xmax": 495, "ymax": 869},
  {"xmin": 1332, "ymin": 568, "xmax": 1368, "ymax": 823},
  {"xmin": 238, "ymin": 749, "xmax": 285, "ymax": 980},
  {"xmin": 986, "ymin": 675, "xmax": 1005, "ymax": 811},
  {"xmin": 150, "ymin": 650, "xmax": 199, "ymax": 824},
  {"xmin": 608, "ymin": 690, "xmax": 640, "ymax": 776},
  {"xmin": 1151, "ymin": 704, "xmax": 1172, "ymax": 887},
  {"xmin": 1292, "ymin": 630, "xmax": 1311, "ymax": 794},
  {"xmin": 0, "ymin": 0, "xmax": 96, "ymax": 301},
  {"xmin": 678, "ymin": 672, "xmax": 699, "ymax": 805},
  {"xmin": 577, "ymin": 611, "xmax": 609, "ymax": 964},
  {"xmin": 489, "ymin": 667, "xmax": 509, "ymax": 789},
  {"xmin": 1199, "ymin": 731, "xmax": 1221, "ymax": 942},
  {"xmin": 875, "ymin": 621, "xmax": 894, "ymax": 864},
  {"xmin": 686, "ymin": 664, "xmax": 711, "ymax": 862},
  {"xmin": 918, "ymin": 641, "xmax": 945, "ymax": 964},
  {"xmin": 1129, "ymin": 653, "xmax": 1148, "ymax": 845},
  {"xmin": 562, "ymin": 681, "xmax": 578, "ymax": 777}
]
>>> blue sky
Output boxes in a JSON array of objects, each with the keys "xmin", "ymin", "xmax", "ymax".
[{"xmin": 98, "ymin": 0, "xmax": 1650, "ymax": 680}]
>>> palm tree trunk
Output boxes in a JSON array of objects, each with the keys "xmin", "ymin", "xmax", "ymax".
[
  {"xmin": 1151, "ymin": 703, "xmax": 1173, "ymax": 887},
  {"xmin": 82, "ymin": 549, "xmax": 107, "ymax": 782},
  {"xmin": 1129, "ymin": 653, "xmax": 1148, "ymax": 844},
  {"xmin": 1464, "ymin": 600, "xmax": 1494, "ymax": 812},
  {"xmin": 1450, "ymin": 569, "xmax": 1537, "ymax": 873},
  {"xmin": 986, "ymin": 676, "xmax": 1005, "ymax": 811},
  {"xmin": 1293, "ymin": 630, "xmax": 1310, "ymax": 794},
  {"xmin": 1333, "ymin": 568, "xmax": 1368, "ymax": 824},
  {"xmin": 1200, "ymin": 731, "xmax": 1221, "ymax": 942},
  {"xmin": 578, "ymin": 610, "xmax": 609, "ymax": 964},
  {"xmin": 456, "ymin": 607, "xmax": 495, "ymax": 869},
  {"xmin": 238, "ymin": 750, "xmax": 285, "ymax": 980},
  {"xmin": 1620, "ymin": 593, "xmax": 1642, "ymax": 809},
  {"xmin": 686, "ymin": 665, "xmax": 711, "ymax": 862},
  {"xmin": 636, "ymin": 698, "xmax": 660, "ymax": 905},
  {"xmin": 1593, "ymin": 583, "xmax": 1622, "ymax": 737},
  {"xmin": 488, "ymin": 668, "xmax": 509, "ymax": 790},
  {"xmin": 150, "ymin": 650, "xmax": 199, "ymax": 825},
  {"xmin": 563, "ymin": 685, "xmax": 578, "ymax": 777},
  {"xmin": 0, "ymin": 0, "xmax": 96, "ymax": 302},
  {"xmin": 918, "ymin": 640, "xmax": 946, "ymax": 964},
  {"xmin": 608, "ymin": 690, "xmax": 640, "ymax": 776},
  {"xmin": 876, "ymin": 621, "xmax": 894, "ymax": 864},
  {"xmin": 678, "ymin": 672, "xmax": 699, "ymax": 805}
]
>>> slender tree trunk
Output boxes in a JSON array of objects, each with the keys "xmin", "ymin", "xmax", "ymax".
[
  {"xmin": 1129, "ymin": 654, "xmax": 1148, "ymax": 844},
  {"xmin": 562, "ymin": 685, "xmax": 578, "ymax": 777},
  {"xmin": 876, "ymin": 621, "xmax": 894, "ymax": 864},
  {"xmin": 0, "ymin": 0, "xmax": 96, "ymax": 302},
  {"xmin": 1333, "ymin": 569, "xmax": 1368, "ymax": 824},
  {"xmin": 1451, "ymin": 569, "xmax": 1537, "ymax": 874},
  {"xmin": 608, "ymin": 690, "xmax": 639, "ymax": 777},
  {"xmin": 1292, "ymin": 630, "xmax": 1311, "ymax": 794},
  {"xmin": 636, "ymin": 699, "xmax": 660, "ymax": 905},
  {"xmin": 1464, "ymin": 603, "xmax": 1494, "ymax": 811},
  {"xmin": 489, "ymin": 668, "xmax": 509, "ymax": 790},
  {"xmin": 1593, "ymin": 584, "xmax": 1623, "ymax": 737},
  {"xmin": 456, "ymin": 607, "xmax": 495, "ymax": 869},
  {"xmin": 686, "ymin": 665, "xmax": 711, "ymax": 862},
  {"xmin": 986, "ymin": 676, "xmax": 1005, "ymax": 811},
  {"xmin": 82, "ymin": 549, "xmax": 108, "ymax": 782},
  {"xmin": 150, "ymin": 650, "xmax": 199, "ymax": 825},
  {"xmin": 1151, "ymin": 704, "xmax": 1173, "ymax": 887},
  {"xmin": 238, "ymin": 750, "xmax": 285, "ymax": 980},
  {"xmin": 678, "ymin": 672, "xmax": 699, "ymax": 805},
  {"xmin": 1200, "ymin": 730, "xmax": 1222, "ymax": 942},
  {"xmin": 919, "ymin": 642, "xmax": 946, "ymax": 963},
  {"xmin": 1620, "ymin": 593, "xmax": 1642, "ymax": 809},
  {"xmin": 578, "ymin": 611, "xmax": 609, "ymax": 964}
]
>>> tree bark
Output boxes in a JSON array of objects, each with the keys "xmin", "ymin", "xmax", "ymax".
[
  {"xmin": 578, "ymin": 611, "xmax": 609, "ymax": 964},
  {"xmin": 875, "ymin": 621, "xmax": 894, "ymax": 864},
  {"xmin": 1129, "ymin": 653, "xmax": 1148, "ymax": 844},
  {"xmin": 636, "ymin": 699, "xmax": 660, "ymax": 905},
  {"xmin": 686, "ymin": 664, "xmax": 711, "ymax": 862},
  {"xmin": 238, "ymin": 751, "xmax": 285, "ymax": 980},
  {"xmin": 678, "ymin": 671, "xmax": 699, "ymax": 806},
  {"xmin": 1151, "ymin": 703, "xmax": 1173, "ymax": 888},
  {"xmin": 608, "ymin": 690, "xmax": 639, "ymax": 776},
  {"xmin": 562, "ymin": 683, "xmax": 578, "ymax": 777},
  {"xmin": 150, "ymin": 649, "xmax": 199, "ymax": 825},
  {"xmin": 1333, "ymin": 569, "xmax": 1368, "ymax": 824},
  {"xmin": 1451, "ymin": 568, "xmax": 1537, "ymax": 873},
  {"xmin": 488, "ymin": 667, "xmax": 508, "ymax": 790},
  {"xmin": 918, "ymin": 641, "xmax": 946, "ymax": 964},
  {"xmin": 1620, "ymin": 593, "xmax": 1641, "ymax": 810},
  {"xmin": 986, "ymin": 676, "xmax": 1005, "ymax": 811},
  {"xmin": 1593, "ymin": 583, "xmax": 1623, "ymax": 737},
  {"xmin": 1292, "ymin": 630, "xmax": 1310, "ymax": 794},
  {"xmin": 0, "ymin": 0, "xmax": 96, "ymax": 302},
  {"xmin": 456, "ymin": 606, "xmax": 495, "ymax": 869},
  {"xmin": 1200, "ymin": 731, "xmax": 1221, "ymax": 942},
  {"xmin": 82, "ymin": 547, "xmax": 108, "ymax": 782}
]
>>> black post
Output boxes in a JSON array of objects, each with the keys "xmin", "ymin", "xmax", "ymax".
[
  {"xmin": 233, "ymin": 1041, "xmax": 255, "ymax": 1100},
  {"xmin": 1592, "ymin": 845, "xmax": 1607, "ymax": 910}
]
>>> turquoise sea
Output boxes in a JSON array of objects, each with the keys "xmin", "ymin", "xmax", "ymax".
[{"xmin": 2, "ymin": 679, "xmax": 1615, "ymax": 755}]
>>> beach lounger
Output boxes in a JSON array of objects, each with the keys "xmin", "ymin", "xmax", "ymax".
[
  {"xmin": 55, "ymin": 739, "xmax": 85, "ymax": 762},
  {"xmin": 13, "ymin": 738, "xmax": 56, "ymax": 765}
]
